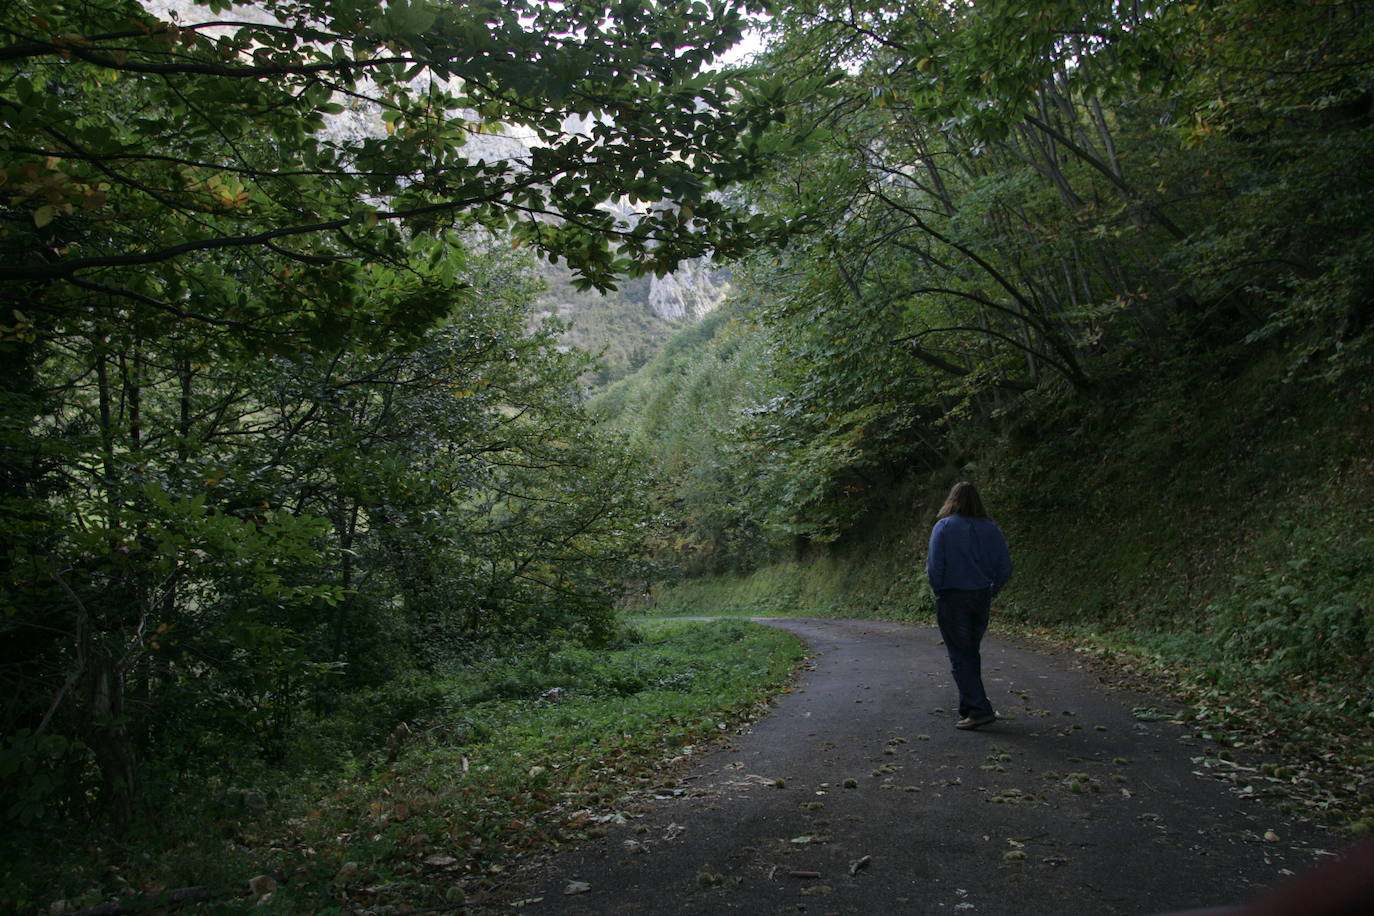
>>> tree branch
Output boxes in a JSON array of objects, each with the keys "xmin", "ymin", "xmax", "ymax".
[
  {"xmin": 0, "ymin": 37, "xmax": 412, "ymax": 78},
  {"xmin": 1022, "ymin": 112, "xmax": 1186, "ymax": 240}
]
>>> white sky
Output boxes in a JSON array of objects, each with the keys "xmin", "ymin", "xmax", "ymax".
[{"xmin": 716, "ymin": 19, "xmax": 769, "ymax": 67}]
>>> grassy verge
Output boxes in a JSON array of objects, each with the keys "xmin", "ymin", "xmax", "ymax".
[
  {"xmin": 988, "ymin": 359, "xmax": 1374, "ymax": 835},
  {"xmin": 1007, "ymin": 621, "xmax": 1374, "ymax": 835},
  {"xmin": 639, "ymin": 479, "xmax": 939, "ymax": 621},
  {"xmin": 12, "ymin": 619, "xmax": 805, "ymax": 915},
  {"xmin": 646, "ymin": 567, "xmax": 1373, "ymax": 837}
]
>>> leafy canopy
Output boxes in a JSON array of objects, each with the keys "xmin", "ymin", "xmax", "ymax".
[{"xmin": 2, "ymin": 0, "xmax": 796, "ymax": 334}]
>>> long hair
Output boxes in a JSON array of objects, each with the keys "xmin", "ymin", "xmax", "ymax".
[{"xmin": 937, "ymin": 481, "xmax": 989, "ymax": 520}]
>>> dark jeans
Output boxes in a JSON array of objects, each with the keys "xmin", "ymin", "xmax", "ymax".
[{"xmin": 935, "ymin": 588, "xmax": 994, "ymax": 720}]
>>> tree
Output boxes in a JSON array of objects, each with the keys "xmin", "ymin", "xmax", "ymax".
[
  {"xmin": 1, "ymin": 0, "xmax": 803, "ymax": 832},
  {"xmin": 617, "ymin": 0, "xmax": 1374, "ymax": 556},
  {"xmin": 2, "ymin": 0, "xmax": 788, "ymax": 311},
  {"xmin": 750, "ymin": 0, "xmax": 1374, "ymax": 382},
  {"xmin": 0, "ymin": 228, "xmax": 659, "ymax": 834}
]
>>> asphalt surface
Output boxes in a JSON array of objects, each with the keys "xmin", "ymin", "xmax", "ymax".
[{"xmin": 496, "ymin": 618, "xmax": 1347, "ymax": 915}]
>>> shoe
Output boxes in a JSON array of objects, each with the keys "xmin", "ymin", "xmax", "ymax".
[{"xmin": 955, "ymin": 714, "xmax": 996, "ymax": 730}]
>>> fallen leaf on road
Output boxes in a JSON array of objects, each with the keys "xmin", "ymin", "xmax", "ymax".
[{"xmin": 1133, "ymin": 706, "xmax": 1177, "ymax": 722}]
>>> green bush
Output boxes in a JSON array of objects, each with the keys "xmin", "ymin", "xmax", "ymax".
[{"xmin": 1215, "ymin": 535, "xmax": 1373, "ymax": 679}]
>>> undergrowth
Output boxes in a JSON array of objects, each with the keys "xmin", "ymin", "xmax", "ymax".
[{"xmin": 6, "ymin": 619, "xmax": 805, "ymax": 915}]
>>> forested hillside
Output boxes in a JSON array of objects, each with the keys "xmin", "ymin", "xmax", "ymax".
[
  {"xmin": 536, "ymin": 255, "xmax": 730, "ymax": 387},
  {"xmin": 3, "ymin": 0, "xmax": 1372, "ymax": 909},
  {"xmin": 593, "ymin": 0, "xmax": 1373, "ymax": 828}
]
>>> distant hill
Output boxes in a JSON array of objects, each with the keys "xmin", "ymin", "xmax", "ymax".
[{"xmin": 536, "ymin": 258, "xmax": 731, "ymax": 389}]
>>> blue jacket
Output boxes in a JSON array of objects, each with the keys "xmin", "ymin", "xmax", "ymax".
[{"xmin": 926, "ymin": 515, "xmax": 1013, "ymax": 596}]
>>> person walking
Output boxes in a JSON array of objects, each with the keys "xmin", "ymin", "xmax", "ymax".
[{"xmin": 926, "ymin": 481, "xmax": 1013, "ymax": 730}]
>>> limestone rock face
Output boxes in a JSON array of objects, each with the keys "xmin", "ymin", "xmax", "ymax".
[
  {"xmin": 143, "ymin": 1, "xmax": 532, "ymax": 163},
  {"xmin": 648, "ymin": 259, "xmax": 732, "ymax": 322}
]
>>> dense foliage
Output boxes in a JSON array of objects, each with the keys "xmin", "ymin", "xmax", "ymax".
[
  {"xmin": 0, "ymin": 0, "xmax": 807, "ymax": 842},
  {"xmin": 593, "ymin": 0, "xmax": 1373, "ymax": 834},
  {"xmin": 599, "ymin": 0, "xmax": 1374, "ymax": 562}
]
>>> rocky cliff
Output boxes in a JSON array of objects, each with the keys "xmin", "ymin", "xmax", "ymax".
[{"xmin": 647, "ymin": 259, "xmax": 732, "ymax": 322}]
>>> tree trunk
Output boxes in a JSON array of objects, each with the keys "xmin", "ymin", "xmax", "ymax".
[{"xmin": 81, "ymin": 654, "xmax": 137, "ymax": 834}]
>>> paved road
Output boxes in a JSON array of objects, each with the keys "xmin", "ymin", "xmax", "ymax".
[{"xmin": 501, "ymin": 618, "xmax": 1346, "ymax": 915}]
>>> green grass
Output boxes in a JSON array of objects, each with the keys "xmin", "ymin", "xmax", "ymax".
[
  {"xmin": 4, "ymin": 619, "xmax": 805, "ymax": 915},
  {"xmin": 641, "ymin": 477, "xmax": 940, "ymax": 621}
]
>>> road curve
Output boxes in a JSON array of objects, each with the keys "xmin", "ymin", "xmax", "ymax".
[{"xmin": 499, "ymin": 618, "xmax": 1343, "ymax": 915}]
